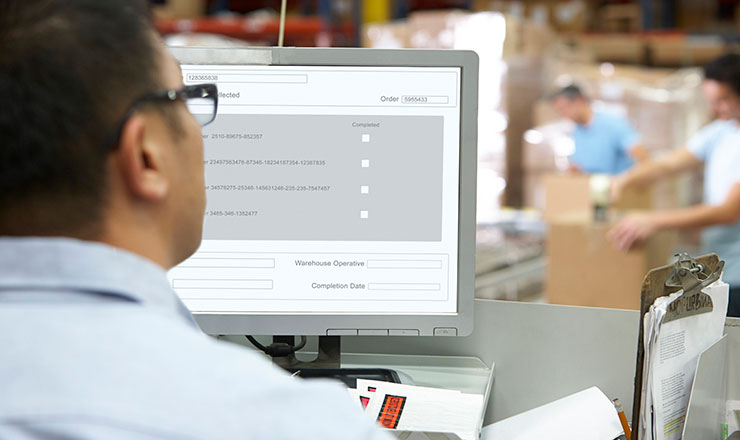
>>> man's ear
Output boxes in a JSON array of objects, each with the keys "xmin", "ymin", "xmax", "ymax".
[{"xmin": 114, "ymin": 113, "xmax": 169, "ymax": 202}]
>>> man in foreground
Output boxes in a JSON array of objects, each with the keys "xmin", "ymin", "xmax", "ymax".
[{"xmin": 0, "ymin": 1, "xmax": 391, "ymax": 438}]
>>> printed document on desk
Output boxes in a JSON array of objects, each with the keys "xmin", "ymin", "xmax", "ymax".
[
  {"xmin": 481, "ymin": 387, "xmax": 624, "ymax": 440},
  {"xmin": 354, "ymin": 379, "xmax": 483, "ymax": 440},
  {"xmin": 640, "ymin": 278, "xmax": 728, "ymax": 440}
]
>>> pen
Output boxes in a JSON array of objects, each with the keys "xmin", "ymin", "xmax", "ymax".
[{"xmin": 613, "ymin": 398, "xmax": 631, "ymax": 440}]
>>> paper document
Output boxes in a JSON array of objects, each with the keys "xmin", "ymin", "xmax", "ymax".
[
  {"xmin": 640, "ymin": 278, "xmax": 728, "ymax": 440},
  {"xmin": 481, "ymin": 387, "xmax": 624, "ymax": 440},
  {"xmin": 724, "ymin": 400, "xmax": 740, "ymax": 439},
  {"xmin": 355, "ymin": 379, "xmax": 484, "ymax": 440}
]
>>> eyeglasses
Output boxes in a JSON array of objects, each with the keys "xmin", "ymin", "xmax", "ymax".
[{"xmin": 106, "ymin": 83, "xmax": 218, "ymax": 149}]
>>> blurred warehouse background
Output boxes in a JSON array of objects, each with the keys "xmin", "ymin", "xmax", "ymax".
[{"xmin": 152, "ymin": 0, "xmax": 740, "ymax": 309}]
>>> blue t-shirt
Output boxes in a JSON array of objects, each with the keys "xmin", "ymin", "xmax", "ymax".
[
  {"xmin": 687, "ymin": 120, "xmax": 740, "ymax": 287},
  {"xmin": 569, "ymin": 112, "xmax": 640, "ymax": 175}
]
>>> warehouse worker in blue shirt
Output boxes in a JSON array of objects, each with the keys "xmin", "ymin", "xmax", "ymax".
[
  {"xmin": 550, "ymin": 84, "xmax": 649, "ymax": 175},
  {"xmin": 0, "ymin": 1, "xmax": 391, "ymax": 439},
  {"xmin": 608, "ymin": 54, "xmax": 740, "ymax": 317}
]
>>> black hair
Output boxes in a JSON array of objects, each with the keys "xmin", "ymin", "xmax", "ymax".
[
  {"xmin": 0, "ymin": 0, "xmax": 162, "ymax": 236},
  {"xmin": 704, "ymin": 53, "xmax": 740, "ymax": 96},
  {"xmin": 548, "ymin": 84, "xmax": 587, "ymax": 102}
]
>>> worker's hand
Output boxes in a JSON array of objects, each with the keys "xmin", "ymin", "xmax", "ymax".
[
  {"xmin": 610, "ymin": 174, "xmax": 628, "ymax": 203},
  {"xmin": 607, "ymin": 214, "xmax": 657, "ymax": 252},
  {"xmin": 567, "ymin": 163, "xmax": 583, "ymax": 175}
]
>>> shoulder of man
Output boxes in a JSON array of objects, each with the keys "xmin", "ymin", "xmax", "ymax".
[
  {"xmin": 593, "ymin": 111, "xmax": 630, "ymax": 127},
  {"xmin": 688, "ymin": 119, "xmax": 736, "ymax": 153},
  {"xmin": 176, "ymin": 334, "xmax": 391, "ymax": 439}
]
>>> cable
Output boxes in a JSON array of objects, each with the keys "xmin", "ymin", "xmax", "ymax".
[
  {"xmin": 278, "ymin": 0, "xmax": 287, "ymax": 47},
  {"xmin": 245, "ymin": 335, "xmax": 307, "ymax": 357},
  {"xmin": 245, "ymin": 335, "xmax": 269, "ymax": 352}
]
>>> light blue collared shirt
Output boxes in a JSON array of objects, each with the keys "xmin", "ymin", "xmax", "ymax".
[
  {"xmin": 688, "ymin": 120, "xmax": 740, "ymax": 287},
  {"xmin": 0, "ymin": 237, "xmax": 391, "ymax": 440},
  {"xmin": 570, "ymin": 111, "xmax": 640, "ymax": 175}
]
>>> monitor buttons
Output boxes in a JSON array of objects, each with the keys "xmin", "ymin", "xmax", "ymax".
[
  {"xmin": 358, "ymin": 329, "xmax": 389, "ymax": 336},
  {"xmin": 327, "ymin": 329, "xmax": 358, "ymax": 336},
  {"xmin": 433, "ymin": 327, "xmax": 457, "ymax": 336},
  {"xmin": 388, "ymin": 329, "xmax": 420, "ymax": 336}
]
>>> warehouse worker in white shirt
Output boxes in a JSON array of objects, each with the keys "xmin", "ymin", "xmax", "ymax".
[
  {"xmin": 0, "ymin": 1, "xmax": 391, "ymax": 439},
  {"xmin": 609, "ymin": 54, "xmax": 740, "ymax": 317}
]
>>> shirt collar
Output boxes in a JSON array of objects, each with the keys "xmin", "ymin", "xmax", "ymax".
[
  {"xmin": 577, "ymin": 110, "xmax": 597, "ymax": 128},
  {"xmin": 0, "ymin": 237, "xmax": 197, "ymax": 328}
]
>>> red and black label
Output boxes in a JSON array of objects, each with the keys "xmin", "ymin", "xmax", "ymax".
[
  {"xmin": 360, "ymin": 396, "xmax": 370, "ymax": 408},
  {"xmin": 377, "ymin": 394, "xmax": 406, "ymax": 429}
]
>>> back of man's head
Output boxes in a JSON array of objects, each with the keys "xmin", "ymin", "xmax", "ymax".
[
  {"xmin": 704, "ymin": 53, "xmax": 740, "ymax": 96},
  {"xmin": 549, "ymin": 84, "xmax": 591, "ymax": 124},
  {"xmin": 549, "ymin": 84, "xmax": 588, "ymax": 102},
  {"xmin": 0, "ymin": 0, "xmax": 161, "ymax": 237}
]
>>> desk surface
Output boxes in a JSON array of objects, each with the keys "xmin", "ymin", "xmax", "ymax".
[
  {"xmin": 342, "ymin": 299, "xmax": 641, "ymax": 425},
  {"xmin": 227, "ymin": 300, "xmax": 641, "ymax": 425}
]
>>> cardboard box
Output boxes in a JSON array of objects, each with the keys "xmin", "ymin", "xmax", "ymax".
[
  {"xmin": 542, "ymin": 174, "xmax": 652, "ymax": 221},
  {"xmin": 406, "ymin": 10, "xmax": 470, "ymax": 49},
  {"xmin": 500, "ymin": 13, "xmax": 555, "ymax": 58},
  {"xmin": 677, "ymin": 0, "xmax": 716, "ymax": 31},
  {"xmin": 532, "ymin": 100, "xmax": 561, "ymax": 127},
  {"xmin": 505, "ymin": 55, "xmax": 546, "ymax": 206},
  {"xmin": 362, "ymin": 21, "xmax": 409, "ymax": 48},
  {"xmin": 648, "ymin": 34, "xmax": 726, "ymax": 67},
  {"xmin": 554, "ymin": 0, "xmax": 590, "ymax": 32},
  {"xmin": 523, "ymin": 136, "xmax": 559, "ymax": 173},
  {"xmin": 546, "ymin": 215, "xmax": 677, "ymax": 309},
  {"xmin": 522, "ymin": 172, "xmax": 546, "ymax": 211},
  {"xmin": 522, "ymin": 121, "xmax": 574, "ymax": 173},
  {"xmin": 623, "ymin": 68, "xmax": 708, "ymax": 153},
  {"xmin": 152, "ymin": 0, "xmax": 205, "ymax": 19},
  {"xmin": 568, "ymin": 33, "xmax": 646, "ymax": 64},
  {"xmin": 597, "ymin": 3, "xmax": 641, "ymax": 33}
]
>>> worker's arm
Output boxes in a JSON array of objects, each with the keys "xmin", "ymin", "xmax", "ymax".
[
  {"xmin": 628, "ymin": 142, "xmax": 649, "ymax": 163},
  {"xmin": 615, "ymin": 120, "xmax": 731, "ymax": 199},
  {"xmin": 607, "ymin": 182, "xmax": 740, "ymax": 251},
  {"xmin": 611, "ymin": 148, "xmax": 702, "ymax": 201}
]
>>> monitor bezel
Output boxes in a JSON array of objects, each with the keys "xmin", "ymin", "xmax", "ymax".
[{"xmin": 169, "ymin": 47, "xmax": 478, "ymax": 336}]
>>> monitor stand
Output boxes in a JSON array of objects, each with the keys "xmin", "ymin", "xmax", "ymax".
[
  {"xmin": 272, "ymin": 336, "xmax": 402, "ymax": 387},
  {"xmin": 272, "ymin": 335, "xmax": 341, "ymax": 369}
]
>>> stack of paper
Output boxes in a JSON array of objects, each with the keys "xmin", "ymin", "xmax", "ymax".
[
  {"xmin": 639, "ymin": 278, "xmax": 729, "ymax": 440},
  {"xmin": 348, "ymin": 379, "xmax": 485, "ymax": 440},
  {"xmin": 724, "ymin": 400, "xmax": 740, "ymax": 439},
  {"xmin": 480, "ymin": 387, "xmax": 624, "ymax": 440}
]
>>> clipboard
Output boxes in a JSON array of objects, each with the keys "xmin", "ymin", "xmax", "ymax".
[{"xmin": 630, "ymin": 252, "xmax": 724, "ymax": 439}]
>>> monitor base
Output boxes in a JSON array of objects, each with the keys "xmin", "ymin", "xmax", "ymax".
[
  {"xmin": 272, "ymin": 336, "xmax": 406, "ymax": 387},
  {"xmin": 272, "ymin": 335, "xmax": 342, "ymax": 369},
  {"xmin": 285, "ymin": 367, "xmax": 403, "ymax": 388}
]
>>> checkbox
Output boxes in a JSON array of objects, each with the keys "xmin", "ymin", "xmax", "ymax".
[
  {"xmin": 362, "ymin": 134, "xmax": 370, "ymax": 143},
  {"xmin": 361, "ymin": 159, "xmax": 370, "ymax": 168},
  {"xmin": 360, "ymin": 210, "xmax": 369, "ymax": 219},
  {"xmin": 360, "ymin": 186, "xmax": 369, "ymax": 194}
]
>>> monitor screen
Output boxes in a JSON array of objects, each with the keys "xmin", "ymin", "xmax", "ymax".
[{"xmin": 168, "ymin": 48, "xmax": 478, "ymax": 336}]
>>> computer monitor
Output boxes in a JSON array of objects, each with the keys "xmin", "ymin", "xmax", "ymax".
[{"xmin": 168, "ymin": 47, "xmax": 478, "ymax": 337}]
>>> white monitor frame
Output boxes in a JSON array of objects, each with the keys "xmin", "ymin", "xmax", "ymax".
[{"xmin": 169, "ymin": 47, "xmax": 478, "ymax": 336}]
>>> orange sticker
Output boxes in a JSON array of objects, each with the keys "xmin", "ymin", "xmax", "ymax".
[{"xmin": 377, "ymin": 394, "xmax": 406, "ymax": 429}]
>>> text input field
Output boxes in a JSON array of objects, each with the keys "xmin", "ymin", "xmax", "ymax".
[
  {"xmin": 367, "ymin": 260, "xmax": 443, "ymax": 269},
  {"xmin": 173, "ymin": 279, "xmax": 274, "ymax": 290}
]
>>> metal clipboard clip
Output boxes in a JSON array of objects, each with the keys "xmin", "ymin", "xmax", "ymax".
[{"xmin": 663, "ymin": 252, "xmax": 725, "ymax": 323}]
